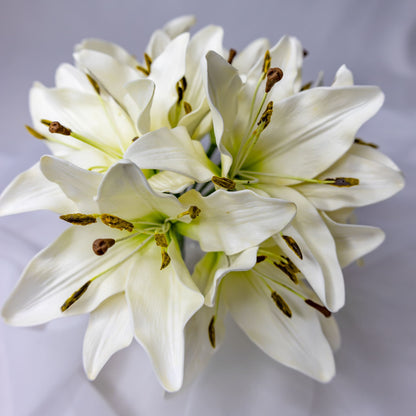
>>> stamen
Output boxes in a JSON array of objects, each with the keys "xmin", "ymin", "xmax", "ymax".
[
  {"xmin": 183, "ymin": 101, "xmax": 192, "ymax": 114},
  {"xmin": 208, "ymin": 316, "xmax": 216, "ymax": 348},
  {"xmin": 48, "ymin": 121, "xmax": 72, "ymax": 136},
  {"xmin": 136, "ymin": 65, "xmax": 149, "ymax": 76},
  {"xmin": 60, "ymin": 213, "xmax": 97, "ymax": 226},
  {"xmin": 178, "ymin": 205, "xmax": 201, "ymax": 220},
  {"xmin": 160, "ymin": 251, "xmax": 171, "ymax": 270},
  {"xmin": 282, "ymin": 235, "xmax": 303, "ymax": 259},
  {"xmin": 227, "ymin": 48, "xmax": 237, "ymax": 64},
  {"xmin": 354, "ymin": 138, "xmax": 378, "ymax": 149},
  {"xmin": 273, "ymin": 261, "xmax": 299, "ymax": 284},
  {"xmin": 262, "ymin": 50, "xmax": 271, "ymax": 74},
  {"xmin": 100, "ymin": 214, "xmax": 134, "ymax": 232},
  {"xmin": 300, "ymin": 81, "xmax": 312, "ymax": 91},
  {"xmin": 132, "ymin": 136, "xmax": 139, "ymax": 142},
  {"xmin": 86, "ymin": 74, "xmax": 101, "ymax": 95},
  {"xmin": 212, "ymin": 176, "xmax": 236, "ymax": 190},
  {"xmin": 92, "ymin": 238, "xmax": 115, "ymax": 256},
  {"xmin": 265, "ymin": 68, "xmax": 283, "ymax": 93},
  {"xmin": 303, "ymin": 49, "xmax": 309, "ymax": 57},
  {"xmin": 325, "ymin": 177, "xmax": 360, "ymax": 187},
  {"xmin": 154, "ymin": 233, "xmax": 169, "ymax": 247},
  {"xmin": 305, "ymin": 299, "xmax": 331, "ymax": 317},
  {"xmin": 271, "ymin": 291, "xmax": 292, "ymax": 318},
  {"xmin": 257, "ymin": 101, "xmax": 273, "ymax": 128},
  {"xmin": 144, "ymin": 53, "xmax": 152, "ymax": 72},
  {"xmin": 25, "ymin": 125, "xmax": 46, "ymax": 140},
  {"xmin": 176, "ymin": 77, "xmax": 187, "ymax": 104},
  {"xmin": 256, "ymin": 255, "xmax": 267, "ymax": 263},
  {"xmin": 61, "ymin": 280, "xmax": 91, "ymax": 312}
]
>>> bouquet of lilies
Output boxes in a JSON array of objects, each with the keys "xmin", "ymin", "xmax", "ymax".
[{"xmin": 0, "ymin": 16, "xmax": 404, "ymax": 392}]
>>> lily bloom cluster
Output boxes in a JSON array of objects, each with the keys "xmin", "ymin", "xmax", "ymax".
[{"xmin": 0, "ymin": 16, "xmax": 404, "ymax": 392}]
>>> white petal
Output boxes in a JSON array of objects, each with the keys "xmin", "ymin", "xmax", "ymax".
[
  {"xmin": 55, "ymin": 63, "xmax": 96, "ymax": 92},
  {"xmin": 162, "ymin": 15, "xmax": 196, "ymax": 38},
  {"xmin": 260, "ymin": 185, "xmax": 344, "ymax": 312},
  {"xmin": 83, "ymin": 293, "xmax": 133, "ymax": 380},
  {"xmin": 295, "ymin": 144, "xmax": 405, "ymax": 210},
  {"xmin": 40, "ymin": 156, "xmax": 102, "ymax": 212},
  {"xmin": 0, "ymin": 162, "xmax": 76, "ymax": 216},
  {"xmin": 97, "ymin": 160, "xmax": 185, "ymax": 221},
  {"xmin": 321, "ymin": 212, "xmax": 385, "ymax": 267},
  {"xmin": 232, "ymin": 38, "xmax": 270, "ymax": 75},
  {"xmin": 193, "ymin": 248, "xmax": 258, "ymax": 306},
  {"xmin": 1, "ymin": 223, "xmax": 136, "ymax": 326},
  {"xmin": 146, "ymin": 30, "xmax": 171, "ymax": 59},
  {"xmin": 319, "ymin": 315, "xmax": 341, "ymax": 352},
  {"xmin": 126, "ymin": 238, "xmax": 203, "ymax": 392},
  {"xmin": 332, "ymin": 64, "xmax": 354, "ymax": 87},
  {"xmin": 178, "ymin": 189, "xmax": 296, "ymax": 255},
  {"xmin": 125, "ymin": 126, "xmax": 219, "ymax": 181},
  {"xmin": 205, "ymin": 51, "xmax": 243, "ymax": 176},
  {"xmin": 246, "ymin": 86, "xmax": 384, "ymax": 184},
  {"xmin": 223, "ymin": 272, "xmax": 335, "ymax": 382},
  {"xmin": 148, "ymin": 171, "xmax": 194, "ymax": 193}
]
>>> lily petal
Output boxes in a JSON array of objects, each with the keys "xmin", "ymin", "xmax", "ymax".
[
  {"xmin": 126, "ymin": 238, "xmax": 203, "ymax": 392},
  {"xmin": 125, "ymin": 126, "xmax": 219, "ymax": 182},
  {"xmin": 0, "ymin": 162, "xmax": 76, "ymax": 216},
  {"xmin": 295, "ymin": 144, "xmax": 405, "ymax": 210},
  {"xmin": 148, "ymin": 171, "xmax": 194, "ymax": 194},
  {"xmin": 83, "ymin": 293, "xmax": 133, "ymax": 380},
  {"xmin": 178, "ymin": 189, "xmax": 296, "ymax": 255},
  {"xmin": 332, "ymin": 64, "xmax": 354, "ymax": 87},
  {"xmin": 223, "ymin": 272, "xmax": 335, "ymax": 382},
  {"xmin": 232, "ymin": 38, "xmax": 270, "ymax": 76},
  {"xmin": 162, "ymin": 15, "xmax": 196, "ymax": 38},
  {"xmin": 321, "ymin": 212, "xmax": 385, "ymax": 267}
]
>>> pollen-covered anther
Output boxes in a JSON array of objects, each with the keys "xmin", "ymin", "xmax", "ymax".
[
  {"xmin": 86, "ymin": 73, "xmax": 101, "ymax": 95},
  {"xmin": 273, "ymin": 261, "xmax": 299, "ymax": 284},
  {"xmin": 282, "ymin": 235, "xmax": 303, "ymax": 259},
  {"xmin": 326, "ymin": 177, "xmax": 360, "ymax": 187},
  {"xmin": 25, "ymin": 125, "xmax": 46, "ymax": 140},
  {"xmin": 212, "ymin": 176, "xmax": 236, "ymax": 191},
  {"xmin": 305, "ymin": 299, "xmax": 331, "ymax": 318},
  {"xmin": 265, "ymin": 67, "xmax": 283, "ymax": 93},
  {"xmin": 100, "ymin": 214, "xmax": 134, "ymax": 232},
  {"xmin": 48, "ymin": 121, "xmax": 72, "ymax": 136},
  {"xmin": 227, "ymin": 48, "xmax": 237, "ymax": 64},
  {"xmin": 303, "ymin": 48, "xmax": 309, "ymax": 57},
  {"xmin": 154, "ymin": 233, "xmax": 169, "ymax": 248},
  {"xmin": 208, "ymin": 316, "xmax": 216, "ymax": 348},
  {"xmin": 354, "ymin": 138, "xmax": 379, "ymax": 148},
  {"xmin": 256, "ymin": 255, "xmax": 267, "ymax": 263},
  {"xmin": 60, "ymin": 213, "xmax": 97, "ymax": 225},
  {"xmin": 183, "ymin": 101, "xmax": 192, "ymax": 114},
  {"xmin": 257, "ymin": 101, "xmax": 274, "ymax": 128},
  {"xmin": 132, "ymin": 136, "xmax": 139, "ymax": 142},
  {"xmin": 262, "ymin": 50, "xmax": 271, "ymax": 74},
  {"xmin": 271, "ymin": 292, "xmax": 292, "ymax": 318},
  {"xmin": 92, "ymin": 238, "xmax": 115, "ymax": 255},
  {"xmin": 160, "ymin": 251, "xmax": 171, "ymax": 270},
  {"xmin": 144, "ymin": 53, "xmax": 152, "ymax": 71},
  {"xmin": 61, "ymin": 280, "xmax": 91, "ymax": 312},
  {"xmin": 176, "ymin": 77, "xmax": 187, "ymax": 104}
]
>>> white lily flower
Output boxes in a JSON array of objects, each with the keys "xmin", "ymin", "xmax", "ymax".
[
  {"xmin": 2, "ymin": 158, "xmax": 295, "ymax": 390},
  {"xmin": 188, "ymin": 241, "xmax": 338, "ymax": 383}
]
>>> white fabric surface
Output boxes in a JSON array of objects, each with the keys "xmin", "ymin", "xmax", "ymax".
[{"xmin": 0, "ymin": 1, "xmax": 415, "ymax": 415}]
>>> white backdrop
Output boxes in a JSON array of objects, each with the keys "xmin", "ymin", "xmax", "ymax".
[{"xmin": 0, "ymin": 0, "xmax": 415, "ymax": 415}]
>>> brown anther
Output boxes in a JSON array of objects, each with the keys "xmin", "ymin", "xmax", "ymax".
[
  {"xmin": 60, "ymin": 213, "xmax": 97, "ymax": 226},
  {"xmin": 283, "ymin": 256, "xmax": 300, "ymax": 274},
  {"xmin": 354, "ymin": 138, "xmax": 378, "ymax": 149},
  {"xmin": 273, "ymin": 262, "xmax": 299, "ymax": 284},
  {"xmin": 282, "ymin": 235, "xmax": 303, "ymax": 259},
  {"xmin": 271, "ymin": 292, "xmax": 292, "ymax": 318},
  {"xmin": 258, "ymin": 101, "xmax": 274, "ymax": 128},
  {"xmin": 227, "ymin": 48, "xmax": 237, "ymax": 64},
  {"xmin": 154, "ymin": 233, "xmax": 169, "ymax": 248},
  {"xmin": 212, "ymin": 176, "xmax": 236, "ymax": 191},
  {"xmin": 86, "ymin": 73, "xmax": 100, "ymax": 95},
  {"xmin": 326, "ymin": 177, "xmax": 360, "ymax": 187},
  {"xmin": 183, "ymin": 101, "xmax": 192, "ymax": 114},
  {"xmin": 188, "ymin": 206, "xmax": 201, "ymax": 219},
  {"xmin": 92, "ymin": 238, "xmax": 115, "ymax": 256},
  {"xmin": 180, "ymin": 76, "xmax": 187, "ymax": 92},
  {"xmin": 262, "ymin": 50, "xmax": 271, "ymax": 74},
  {"xmin": 160, "ymin": 251, "xmax": 171, "ymax": 270},
  {"xmin": 256, "ymin": 255, "xmax": 267, "ymax": 263},
  {"xmin": 303, "ymin": 49, "xmax": 309, "ymax": 57},
  {"xmin": 300, "ymin": 81, "xmax": 312, "ymax": 91},
  {"xmin": 144, "ymin": 53, "xmax": 152, "ymax": 72},
  {"xmin": 136, "ymin": 65, "xmax": 150, "ymax": 76},
  {"xmin": 132, "ymin": 136, "xmax": 139, "ymax": 142},
  {"xmin": 176, "ymin": 83, "xmax": 184, "ymax": 103},
  {"xmin": 265, "ymin": 68, "xmax": 283, "ymax": 93},
  {"xmin": 61, "ymin": 280, "xmax": 91, "ymax": 312},
  {"xmin": 208, "ymin": 316, "xmax": 216, "ymax": 348},
  {"xmin": 49, "ymin": 121, "xmax": 72, "ymax": 136},
  {"xmin": 25, "ymin": 125, "xmax": 46, "ymax": 140},
  {"xmin": 100, "ymin": 214, "xmax": 134, "ymax": 232},
  {"xmin": 305, "ymin": 299, "xmax": 331, "ymax": 318}
]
